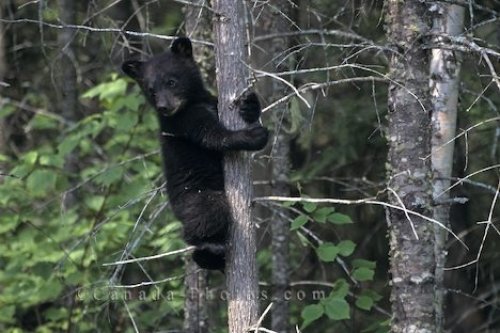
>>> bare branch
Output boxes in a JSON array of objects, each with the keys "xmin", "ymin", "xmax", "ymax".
[
  {"xmin": 254, "ymin": 195, "xmax": 467, "ymax": 248},
  {"xmin": 0, "ymin": 18, "xmax": 214, "ymax": 47},
  {"xmin": 103, "ymin": 246, "xmax": 195, "ymax": 266}
]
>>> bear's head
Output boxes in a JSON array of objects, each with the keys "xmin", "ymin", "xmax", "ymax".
[{"xmin": 122, "ymin": 37, "xmax": 205, "ymax": 117}]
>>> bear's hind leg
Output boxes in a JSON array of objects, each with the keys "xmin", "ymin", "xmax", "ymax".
[{"xmin": 171, "ymin": 191, "xmax": 231, "ymax": 270}]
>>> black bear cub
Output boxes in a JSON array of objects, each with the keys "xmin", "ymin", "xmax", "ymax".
[{"xmin": 122, "ymin": 37, "xmax": 268, "ymax": 271}]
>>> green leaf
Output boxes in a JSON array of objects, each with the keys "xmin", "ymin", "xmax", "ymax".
[
  {"xmin": 114, "ymin": 94, "xmax": 144, "ymax": 113},
  {"xmin": 29, "ymin": 114, "xmax": 60, "ymax": 130},
  {"xmin": 85, "ymin": 195, "xmax": 105, "ymax": 211},
  {"xmin": 324, "ymin": 297, "xmax": 350, "ymax": 320},
  {"xmin": 93, "ymin": 166, "xmax": 125, "ymax": 186},
  {"xmin": 0, "ymin": 104, "xmax": 16, "ymax": 118},
  {"xmin": 362, "ymin": 319, "xmax": 390, "ymax": 333},
  {"xmin": 36, "ymin": 279, "xmax": 63, "ymax": 301},
  {"xmin": 39, "ymin": 154, "xmax": 65, "ymax": 168},
  {"xmin": 44, "ymin": 307, "xmax": 69, "ymax": 321},
  {"xmin": 327, "ymin": 212, "xmax": 353, "ymax": 225},
  {"xmin": 291, "ymin": 214, "xmax": 308, "ymax": 230},
  {"xmin": 352, "ymin": 259, "xmax": 376, "ymax": 269},
  {"xmin": 0, "ymin": 305, "xmax": 15, "ymax": 323},
  {"xmin": 330, "ymin": 279, "xmax": 349, "ymax": 298},
  {"xmin": 302, "ymin": 201, "xmax": 317, "ymax": 213},
  {"xmin": 22, "ymin": 151, "xmax": 39, "ymax": 166},
  {"xmin": 82, "ymin": 78, "xmax": 128, "ymax": 102},
  {"xmin": 26, "ymin": 169, "xmax": 57, "ymax": 196},
  {"xmin": 10, "ymin": 164, "xmax": 32, "ymax": 178},
  {"xmin": 317, "ymin": 242, "xmax": 339, "ymax": 262},
  {"xmin": 337, "ymin": 240, "xmax": 356, "ymax": 257},
  {"xmin": 353, "ymin": 267, "xmax": 375, "ymax": 281},
  {"xmin": 0, "ymin": 216, "xmax": 20, "ymax": 234},
  {"xmin": 356, "ymin": 295, "xmax": 374, "ymax": 310},
  {"xmin": 312, "ymin": 207, "xmax": 334, "ymax": 223},
  {"xmin": 116, "ymin": 111, "xmax": 137, "ymax": 131},
  {"xmin": 301, "ymin": 303, "xmax": 324, "ymax": 329},
  {"xmin": 362, "ymin": 289, "xmax": 383, "ymax": 302},
  {"xmin": 57, "ymin": 135, "xmax": 81, "ymax": 156}
]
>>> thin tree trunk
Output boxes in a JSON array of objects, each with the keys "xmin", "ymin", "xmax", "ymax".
[
  {"xmin": 183, "ymin": 2, "xmax": 211, "ymax": 332},
  {"xmin": 184, "ymin": 0, "xmax": 215, "ymax": 85},
  {"xmin": 385, "ymin": 1, "xmax": 435, "ymax": 332},
  {"xmin": 183, "ymin": 256, "xmax": 209, "ymax": 333},
  {"xmin": 212, "ymin": 1, "xmax": 259, "ymax": 332},
  {"xmin": 0, "ymin": 3, "xmax": 7, "ymax": 153},
  {"xmin": 270, "ymin": 120, "xmax": 291, "ymax": 333},
  {"xmin": 57, "ymin": 0, "xmax": 79, "ymax": 208},
  {"xmin": 252, "ymin": 2, "xmax": 292, "ymax": 332},
  {"xmin": 429, "ymin": 3, "xmax": 465, "ymax": 331},
  {"xmin": 57, "ymin": 0, "xmax": 78, "ymax": 121}
]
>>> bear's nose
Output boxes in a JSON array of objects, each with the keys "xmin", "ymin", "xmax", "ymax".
[{"xmin": 157, "ymin": 106, "xmax": 170, "ymax": 116}]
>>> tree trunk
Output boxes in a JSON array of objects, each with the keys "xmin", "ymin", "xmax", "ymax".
[
  {"xmin": 57, "ymin": 0, "xmax": 79, "ymax": 208},
  {"xmin": 57, "ymin": 0, "xmax": 78, "ymax": 121},
  {"xmin": 183, "ymin": 2, "xmax": 211, "ymax": 332},
  {"xmin": 252, "ymin": 2, "xmax": 292, "ymax": 332},
  {"xmin": 429, "ymin": 3, "xmax": 465, "ymax": 331},
  {"xmin": 184, "ymin": 0, "xmax": 215, "ymax": 85},
  {"xmin": 269, "ymin": 112, "xmax": 291, "ymax": 333},
  {"xmin": 385, "ymin": 1, "xmax": 435, "ymax": 332},
  {"xmin": 0, "ymin": 3, "xmax": 7, "ymax": 153},
  {"xmin": 183, "ymin": 256, "xmax": 209, "ymax": 333},
  {"xmin": 212, "ymin": 1, "xmax": 259, "ymax": 332}
]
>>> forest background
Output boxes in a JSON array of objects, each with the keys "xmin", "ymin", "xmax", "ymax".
[{"xmin": 1, "ymin": 1, "xmax": 500, "ymax": 332}]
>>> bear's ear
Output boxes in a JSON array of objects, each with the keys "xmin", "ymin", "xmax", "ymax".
[
  {"xmin": 122, "ymin": 60, "xmax": 144, "ymax": 81},
  {"xmin": 171, "ymin": 37, "xmax": 193, "ymax": 58}
]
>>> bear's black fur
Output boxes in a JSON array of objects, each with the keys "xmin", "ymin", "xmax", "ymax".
[{"xmin": 122, "ymin": 37, "xmax": 268, "ymax": 271}]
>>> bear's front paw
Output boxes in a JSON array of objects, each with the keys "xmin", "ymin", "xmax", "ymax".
[
  {"xmin": 238, "ymin": 92, "xmax": 261, "ymax": 124},
  {"xmin": 246, "ymin": 125, "xmax": 269, "ymax": 150}
]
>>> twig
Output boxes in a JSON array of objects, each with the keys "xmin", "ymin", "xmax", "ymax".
[
  {"xmin": 112, "ymin": 273, "xmax": 186, "ymax": 289},
  {"xmin": 0, "ymin": 18, "xmax": 214, "ymax": 46},
  {"xmin": 102, "ymin": 246, "xmax": 195, "ymax": 266},
  {"xmin": 261, "ymin": 76, "xmax": 387, "ymax": 113},
  {"xmin": 249, "ymin": 303, "xmax": 274, "ymax": 332}
]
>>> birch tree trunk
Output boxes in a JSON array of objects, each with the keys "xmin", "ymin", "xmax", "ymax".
[
  {"xmin": 212, "ymin": 1, "xmax": 259, "ymax": 332},
  {"xmin": 183, "ymin": 1, "xmax": 211, "ymax": 332},
  {"xmin": 385, "ymin": 1, "xmax": 435, "ymax": 332},
  {"xmin": 429, "ymin": 3, "xmax": 465, "ymax": 331}
]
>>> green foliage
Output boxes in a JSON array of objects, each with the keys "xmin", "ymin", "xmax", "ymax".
[
  {"xmin": 301, "ymin": 304, "xmax": 324, "ymax": 329},
  {"xmin": 285, "ymin": 202, "xmax": 383, "ymax": 331},
  {"xmin": 0, "ymin": 74, "xmax": 185, "ymax": 331}
]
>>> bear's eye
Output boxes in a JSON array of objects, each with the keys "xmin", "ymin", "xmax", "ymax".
[
  {"xmin": 148, "ymin": 87, "xmax": 156, "ymax": 97},
  {"xmin": 166, "ymin": 79, "xmax": 177, "ymax": 88}
]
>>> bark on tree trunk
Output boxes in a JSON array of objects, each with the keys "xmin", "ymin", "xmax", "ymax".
[
  {"xmin": 57, "ymin": 0, "xmax": 78, "ymax": 121},
  {"xmin": 270, "ymin": 124, "xmax": 291, "ymax": 333},
  {"xmin": 57, "ymin": 0, "xmax": 79, "ymax": 207},
  {"xmin": 385, "ymin": 1, "xmax": 436, "ymax": 332},
  {"xmin": 183, "ymin": 256, "xmax": 209, "ymax": 333},
  {"xmin": 183, "ymin": 2, "xmax": 211, "ymax": 332},
  {"xmin": 0, "ymin": 3, "xmax": 7, "ymax": 153},
  {"xmin": 429, "ymin": 3, "xmax": 465, "ymax": 331},
  {"xmin": 212, "ymin": 1, "xmax": 260, "ymax": 332}
]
